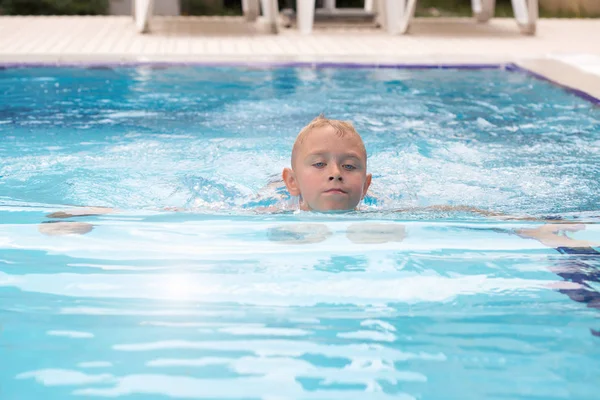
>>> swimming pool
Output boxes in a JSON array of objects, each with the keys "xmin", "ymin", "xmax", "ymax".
[{"xmin": 1, "ymin": 64, "xmax": 599, "ymax": 399}]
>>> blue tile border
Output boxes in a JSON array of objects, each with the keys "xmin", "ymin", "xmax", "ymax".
[
  {"xmin": 0, "ymin": 60, "xmax": 505, "ymax": 70},
  {"xmin": 0, "ymin": 60, "xmax": 598, "ymax": 105}
]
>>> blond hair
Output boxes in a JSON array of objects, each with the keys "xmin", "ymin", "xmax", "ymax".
[{"xmin": 291, "ymin": 115, "xmax": 366, "ymax": 167}]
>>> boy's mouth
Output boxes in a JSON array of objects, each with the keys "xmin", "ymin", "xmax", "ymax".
[{"xmin": 324, "ymin": 188, "xmax": 347, "ymax": 194}]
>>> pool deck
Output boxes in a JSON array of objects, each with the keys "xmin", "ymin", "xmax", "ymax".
[{"xmin": 1, "ymin": 16, "xmax": 600, "ymax": 100}]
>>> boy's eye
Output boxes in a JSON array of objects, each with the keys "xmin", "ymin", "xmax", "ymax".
[
  {"xmin": 342, "ymin": 164, "xmax": 356, "ymax": 171},
  {"xmin": 313, "ymin": 162, "xmax": 326, "ymax": 168}
]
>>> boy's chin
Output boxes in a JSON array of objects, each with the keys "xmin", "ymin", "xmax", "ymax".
[
  {"xmin": 318, "ymin": 209, "xmax": 356, "ymax": 214},
  {"xmin": 307, "ymin": 202, "xmax": 359, "ymax": 213}
]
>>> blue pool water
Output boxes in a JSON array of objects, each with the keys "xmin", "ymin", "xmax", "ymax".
[{"xmin": 1, "ymin": 65, "xmax": 600, "ymax": 399}]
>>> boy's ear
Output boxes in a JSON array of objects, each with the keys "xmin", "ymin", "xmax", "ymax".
[
  {"xmin": 362, "ymin": 173, "xmax": 372, "ymax": 198},
  {"xmin": 282, "ymin": 167, "xmax": 301, "ymax": 196}
]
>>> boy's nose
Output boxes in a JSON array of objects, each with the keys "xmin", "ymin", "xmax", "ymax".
[
  {"xmin": 328, "ymin": 170, "xmax": 343, "ymax": 181},
  {"xmin": 328, "ymin": 165, "xmax": 342, "ymax": 181}
]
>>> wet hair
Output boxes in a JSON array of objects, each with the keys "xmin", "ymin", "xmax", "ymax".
[{"xmin": 291, "ymin": 115, "xmax": 367, "ymax": 168}]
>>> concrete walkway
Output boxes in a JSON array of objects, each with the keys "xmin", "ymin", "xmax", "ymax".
[{"xmin": 0, "ymin": 16, "xmax": 599, "ymax": 99}]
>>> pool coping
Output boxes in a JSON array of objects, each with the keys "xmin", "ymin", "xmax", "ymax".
[
  {"xmin": 513, "ymin": 59, "xmax": 600, "ymax": 106},
  {"xmin": 1, "ymin": 58, "xmax": 599, "ymax": 106}
]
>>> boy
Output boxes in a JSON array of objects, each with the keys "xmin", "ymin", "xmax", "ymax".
[{"xmin": 281, "ymin": 115, "xmax": 372, "ymax": 212}]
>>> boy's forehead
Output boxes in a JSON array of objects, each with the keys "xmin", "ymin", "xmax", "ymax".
[{"xmin": 297, "ymin": 126, "xmax": 366, "ymax": 156}]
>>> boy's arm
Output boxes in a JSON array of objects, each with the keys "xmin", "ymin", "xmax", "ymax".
[
  {"xmin": 45, "ymin": 206, "xmax": 190, "ymax": 219},
  {"xmin": 46, "ymin": 206, "xmax": 116, "ymax": 219},
  {"xmin": 515, "ymin": 224, "xmax": 599, "ymax": 249},
  {"xmin": 38, "ymin": 221, "xmax": 94, "ymax": 236},
  {"xmin": 408, "ymin": 206, "xmax": 599, "ymax": 248},
  {"xmin": 394, "ymin": 205, "xmax": 538, "ymax": 220},
  {"xmin": 423, "ymin": 205, "xmax": 505, "ymax": 217},
  {"xmin": 254, "ymin": 205, "xmax": 287, "ymax": 214}
]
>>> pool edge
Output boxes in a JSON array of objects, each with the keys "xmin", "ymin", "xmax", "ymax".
[{"xmin": 511, "ymin": 59, "xmax": 600, "ymax": 106}]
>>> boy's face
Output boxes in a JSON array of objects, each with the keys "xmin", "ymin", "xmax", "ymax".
[{"xmin": 283, "ymin": 126, "xmax": 372, "ymax": 212}]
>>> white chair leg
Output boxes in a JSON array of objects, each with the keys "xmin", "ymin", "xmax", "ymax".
[
  {"xmin": 259, "ymin": 0, "xmax": 279, "ymax": 33},
  {"xmin": 323, "ymin": 0, "xmax": 336, "ymax": 10},
  {"xmin": 512, "ymin": 0, "xmax": 537, "ymax": 34},
  {"xmin": 384, "ymin": 0, "xmax": 418, "ymax": 35},
  {"xmin": 472, "ymin": 0, "xmax": 496, "ymax": 22},
  {"xmin": 364, "ymin": 0, "xmax": 374, "ymax": 12},
  {"xmin": 134, "ymin": 0, "xmax": 154, "ymax": 33},
  {"xmin": 374, "ymin": 0, "xmax": 385, "ymax": 29},
  {"xmin": 242, "ymin": 0, "xmax": 261, "ymax": 21},
  {"xmin": 297, "ymin": 0, "xmax": 316, "ymax": 34}
]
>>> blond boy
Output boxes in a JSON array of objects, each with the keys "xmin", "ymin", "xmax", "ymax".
[{"xmin": 282, "ymin": 115, "xmax": 372, "ymax": 212}]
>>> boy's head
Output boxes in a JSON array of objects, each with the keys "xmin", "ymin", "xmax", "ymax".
[{"xmin": 282, "ymin": 116, "xmax": 372, "ymax": 212}]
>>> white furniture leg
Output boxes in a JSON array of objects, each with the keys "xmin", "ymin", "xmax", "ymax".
[
  {"xmin": 472, "ymin": 0, "xmax": 496, "ymax": 22},
  {"xmin": 259, "ymin": 0, "xmax": 279, "ymax": 33},
  {"xmin": 242, "ymin": 0, "xmax": 261, "ymax": 21},
  {"xmin": 512, "ymin": 0, "xmax": 538, "ymax": 34},
  {"xmin": 323, "ymin": 0, "xmax": 336, "ymax": 10},
  {"xmin": 134, "ymin": 0, "xmax": 154, "ymax": 33},
  {"xmin": 297, "ymin": 0, "xmax": 316, "ymax": 34},
  {"xmin": 373, "ymin": 0, "xmax": 385, "ymax": 29},
  {"xmin": 384, "ymin": 0, "xmax": 418, "ymax": 35}
]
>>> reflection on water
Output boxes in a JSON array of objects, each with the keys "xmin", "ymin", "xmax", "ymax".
[{"xmin": 1, "ymin": 209, "xmax": 600, "ymax": 399}]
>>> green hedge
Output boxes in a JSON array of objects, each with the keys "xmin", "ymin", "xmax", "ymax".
[
  {"xmin": 182, "ymin": 0, "xmax": 242, "ymax": 16},
  {"xmin": 267, "ymin": 0, "xmax": 514, "ymax": 17},
  {"xmin": 0, "ymin": 0, "xmax": 596, "ymax": 18},
  {"xmin": 0, "ymin": 0, "xmax": 108, "ymax": 15}
]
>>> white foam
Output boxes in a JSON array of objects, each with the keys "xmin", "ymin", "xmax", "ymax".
[
  {"xmin": 147, "ymin": 357, "xmax": 231, "ymax": 367},
  {"xmin": 47, "ymin": 330, "xmax": 94, "ymax": 339},
  {"xmin": 77, "ymin": 361, "xmax": 113, "ymax": 368},
  {"xmin": 218, "ymin": 326, "xmax": 312, "ymax": 337},
  {"xmin": 476, "ymin": 117, "xmax": 496, "ymax": 128},
  {"xmin": 105, "ymin": 111, "xmax": 158, "ymax": 118},
  {"xmin": 337, "ymin": 330, "xmax": 397, "ymax": 342},
  {"xmin": 17, "ymin": 369, "xmax": 113, "ymax": 385},
  {"xmin": 288, "ymin": 317, "xmax": 321, "ymax": 324},
  {"xmin": 361, "ymin": 319, "xmax": 397, "ymax": 332}
]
